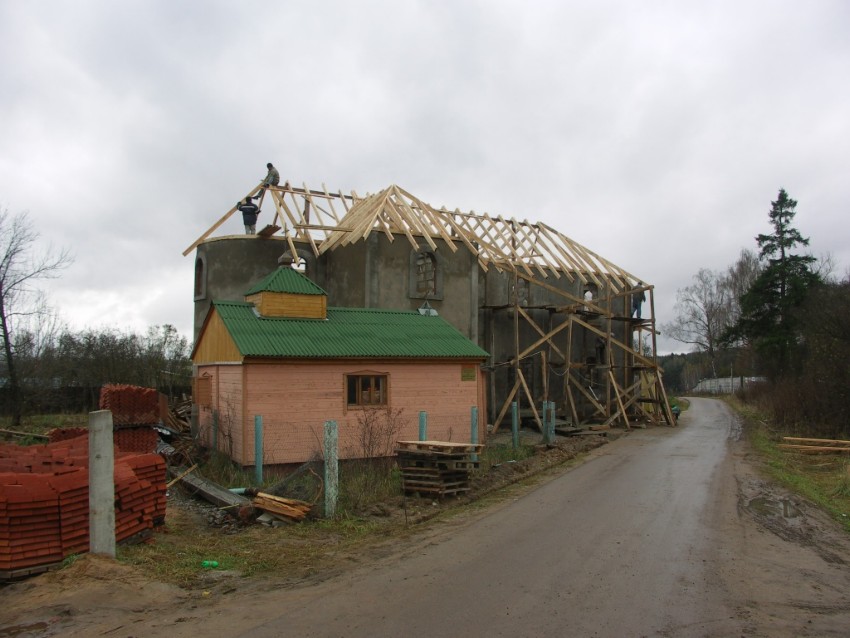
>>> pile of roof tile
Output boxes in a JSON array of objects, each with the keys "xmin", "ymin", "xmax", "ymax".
[
  {"xmin": 99, "ymin": 383, "xmax": 161, "ymax": 426},
  {"xmin": 0, "ymin": 436, "xmax": 166, "ymax": 578},
  {"xmin": 49, "ymin": 427, "xmax": 158, "ymax": 454}
]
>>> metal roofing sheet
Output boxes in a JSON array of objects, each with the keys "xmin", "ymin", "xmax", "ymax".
[
  {"xmin": 213, "ymin": 302, "xmax": 489, "ymax": 359},
  {"xmin": 244, "ymin": 267, "xmax": 327, "ymax": 296}
]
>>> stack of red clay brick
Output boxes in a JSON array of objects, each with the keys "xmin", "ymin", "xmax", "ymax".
[{"xmin": 0, "ymin": 438, "xmax": 166, "ymax": 578}]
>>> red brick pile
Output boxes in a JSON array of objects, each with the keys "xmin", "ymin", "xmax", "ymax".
[
  {"xmin": 0, "ymin": 437, "xmax": 166, "ymax": 577},
  {"xmin": 99, "ymin": 383, "xmax": 161, "ymax": 426}
]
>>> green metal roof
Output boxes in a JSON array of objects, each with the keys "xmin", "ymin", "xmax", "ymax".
[
  {"xmin": 245, "ymin": 267, "xmax": 327, "ymax": 296},
  {"xmin": 212, "ymin": 301, "xmax": 489, "ymax": 359}
]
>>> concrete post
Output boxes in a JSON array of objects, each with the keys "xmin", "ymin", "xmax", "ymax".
[
  {"xmin": 254, "ymin": 415, "xmax": 263, "ymax": 485},
  {"xmin": 541, "ymin": 401, "xmax": 552, "ymax": 445},
  {"xmin": 511, "ymin": 401, "xmax": 519, "ymax": 450},
  {"xmin": 212, "ymin": 410, "xmax": 219, "ymax": 451},
  {"xmin": 323, "ymin": 421, "xmax": 338, "ymax": 518},
  {"xmin": 419, "ymin": 411, "xmax": 427, "ymax": 441},
  {"xmin": 548, "ymin": 401, "xmax": 556, "ymax": 443},
  {"xmin": 470, "ymin": 406, "xmax": 479, "ymax": 462},
  {"xmin": 88, "ymin": 410, "xmax": 115, "ymax": 557}
]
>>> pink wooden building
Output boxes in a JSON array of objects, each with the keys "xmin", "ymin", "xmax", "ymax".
[{"xmin": 192, "ymin": 267, "xmax": 488, "ymax": 467}]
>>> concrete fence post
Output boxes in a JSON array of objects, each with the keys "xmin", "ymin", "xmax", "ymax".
[
  {"xmin": 419, "ymin": 411, "xmax": 427, "ymax": 441},
  {"xmin": 470, "ymin": 406, "xmax": 479, "ymax": 462},
  {"xmin": 254, "ymin": 415, "xmax": 263, "ymax": 485},
  {"xmin": 323, "ymin": 421, "xmax": 339, "ymax": 518},
  {"xmin": 541, "ymin": 401, "xmax": 552, "ymax": 445},
  {"xmin": 212, "ymin": 410, "xmax": 219, "ymax": 451},
  {"xmin": 88, "ymin": 410, "xmax": 115, "ymax": 557},
  {"xmin": 548, "ymin": 401, "xmax": 556, "ymax": 443},
  {"xmin": 511, "ymin": 401, "xmax": 519, "ymax": 450}
]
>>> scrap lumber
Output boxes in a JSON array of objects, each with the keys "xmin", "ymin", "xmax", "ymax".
[
  {"xmin": 167, "ymin": 466, "xmax": 249, "ymax": 509},
  {"xmin": 779, "ymin": 436, "xmax": 850, "ymax": 454},
  {"xmin": 251, "ymin": 492, "xmax": 312, "ymax": 521},
  {"xmin": 778, "ymin": 445, "xmax": 850, "ymax": 455},
  {"xmin": 782, "ymin": 437, "xmax": 850, "ymax": 446}
]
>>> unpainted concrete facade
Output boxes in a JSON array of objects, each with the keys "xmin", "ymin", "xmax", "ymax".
[{"xmin": 194, "ymin": 233, "xmax": 636, "ymax": 425}]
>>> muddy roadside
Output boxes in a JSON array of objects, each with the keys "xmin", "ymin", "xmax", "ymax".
[{"xmin": 0, "ymin": 432, "xmax": 611, "ymax": 635}]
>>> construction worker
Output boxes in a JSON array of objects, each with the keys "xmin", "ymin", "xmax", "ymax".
[
  {"xmin": 237, "ymin": 197, "xmax": 260, "ymax": 234},
  {"xmin": 252, "ymin": 162, "xmax": 280, "ymax": 203},
  {"xmin": 263, "ymin": 162, "xmax": 280, "ymax": 188},
  {"xmin": 632, "ymin": 284, "xmax": 646, "ymax": 319}
]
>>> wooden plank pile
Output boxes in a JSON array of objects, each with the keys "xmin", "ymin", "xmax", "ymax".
[
  {"xmin": 778, "ymin": 437, "xmax": 850, "ymax": 454},
  {"xmin": 396, "ymin": 440, "xmax": 483, "ymax": 498},
  {"xmin": 251, "ymin": 492, "xmax": 312, "ymax": 522}
]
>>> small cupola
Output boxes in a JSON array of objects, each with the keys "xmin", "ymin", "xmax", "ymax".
[{"xmin": 244, "ymin": 267, "xmax": 328, "ymax": 319}]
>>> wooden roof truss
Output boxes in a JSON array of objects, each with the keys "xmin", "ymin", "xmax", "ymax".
[{"xmin": 183, "ymin": 180, "xmax": 674, "ymax": 429}]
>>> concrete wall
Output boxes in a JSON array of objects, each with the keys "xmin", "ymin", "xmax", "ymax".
[
  {"xmin": 193, "ymin": 234, "xmax": 636, "ymax": 427},
  {"xmin": 321, "ymin": 234, "xmax": 478, "ymax": 341},
  {"xmin": 193, "ymin": 236, "xmax": 290, "ymax": 341}
]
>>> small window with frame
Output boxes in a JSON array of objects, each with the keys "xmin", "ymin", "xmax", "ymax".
[{"xmin": 346, "ymin": 373, "xmax": 388, "ymax": 408}]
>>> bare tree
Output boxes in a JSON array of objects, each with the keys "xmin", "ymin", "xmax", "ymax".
[
  {"xmin": 662, "ymin": 268, "xmax": 731, "ymax": 377},
  {"xmin": 0, "ymin": 209, "xmax": 72, "ymax": 426},
  {"xmin": 724, "ymin": 248, "xmax": 761, "ymax": 328}
]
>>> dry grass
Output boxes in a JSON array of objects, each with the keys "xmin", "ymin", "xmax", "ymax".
[
  {"xmin": 118, "ymin": 499, "xmax": 393, "ymax": 588},
  {"xmin": 731, "ymin": 397, "xmax": 850, "ymax": 534}
]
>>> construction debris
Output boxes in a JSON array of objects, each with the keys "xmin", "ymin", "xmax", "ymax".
[
  {"xmin": 167, "ymin": 465, "xmax": 249, "ymax": 510},
  {"xmin": 249, "ymin": 492, "xmax": 312, "ymax": 522}
]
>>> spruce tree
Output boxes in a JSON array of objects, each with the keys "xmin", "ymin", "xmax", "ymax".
[{"xmin": 733, "ymin": 189, "xmax": 819, "ymax": 376}]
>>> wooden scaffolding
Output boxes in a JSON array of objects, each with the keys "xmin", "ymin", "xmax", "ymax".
[{"xmin": 184, "ymin": 181, "xmax": 676, "ymax": 429}]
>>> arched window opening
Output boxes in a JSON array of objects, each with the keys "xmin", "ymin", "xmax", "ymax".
[
  {"xmin": 409, "ymin": 249, "xmax": 443, "ymax": 300},
  {"xmin": 416, "ymin": 251, "xmax": 437, "ymax": 296},
  {"xmin": 194, "ymin": 256, "xmax": 207, "ymax": 300}
]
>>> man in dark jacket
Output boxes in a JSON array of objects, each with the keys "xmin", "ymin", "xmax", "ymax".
[{"xmin": 237, "ymin": 197, "xmax": 260, "ymax": 234}]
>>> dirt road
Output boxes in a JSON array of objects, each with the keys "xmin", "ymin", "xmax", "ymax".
[{"xmin": 4, "ymin": 397, "xmax": 850, "ymax": 636}]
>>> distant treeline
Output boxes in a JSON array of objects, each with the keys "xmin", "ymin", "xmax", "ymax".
[{"xmin": 1, "ymin": 324, "xmax": 192, "ymax": 417}]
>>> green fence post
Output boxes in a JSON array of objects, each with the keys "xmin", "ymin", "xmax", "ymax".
[
  {"xmin": 254, "ymin": 415, "xmax": 263, "ymax": 485},
  {"xmin": 541, "ymin": 402, "xmax": 552, "ymax": 445},
  {"xmin": 324, "ymin": 421, "xmax": 338, "ymax": 518},
  {"xmin": 419, "ymin": 411, "xmax": 427, "ymax": 441},
  {"xmin": 471, "ymin": 406, "xmax": 479, "ymax": 462}
]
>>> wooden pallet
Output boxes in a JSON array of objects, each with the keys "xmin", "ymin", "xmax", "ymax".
[
  {"xmin": 396, "ymin": 440, "xmax": 483, "ymax": 454},
  {"xmin": 397, "ymin": 453, "xmax": 480, "ymax": 471}
]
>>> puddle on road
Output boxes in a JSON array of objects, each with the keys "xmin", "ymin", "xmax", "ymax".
[{"xmin": 748, "ymin": 496, "xmax": 801, "ymax": 519}]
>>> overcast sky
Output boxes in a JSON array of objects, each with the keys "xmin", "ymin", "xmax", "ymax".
[{"xmin": 1, "ymin": 0, "xmax": 848, "ymax": 354}]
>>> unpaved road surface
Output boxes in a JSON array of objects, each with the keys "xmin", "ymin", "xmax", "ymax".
[{"xmin": 3, "ymin": 397, "xmax": 850, "ymax": 636}]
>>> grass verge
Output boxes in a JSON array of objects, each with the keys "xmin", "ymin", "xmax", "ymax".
[{"xmin": 730, "ymin": 397, "xmax": 850, "ymax": 534}]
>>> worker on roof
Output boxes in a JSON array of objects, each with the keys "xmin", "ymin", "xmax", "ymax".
[
  {"xmin": 237, "ymin": 197, "xmax": 260, "ymax": 234},
  {"xmin": 263, "ymin": 162, "xmax": 280, "ymax": 188},
  {"xmin": 632, "ymin": 283, "xmax": 646, "ymax": 319},
  {"xmin": 252, "ymin": 162, "xmax": 281, "ymax": 203}
]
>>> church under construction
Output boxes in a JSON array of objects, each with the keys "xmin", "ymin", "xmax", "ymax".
[{"xmin": 186, "ymin": 179, "xmax": 674, "ymax": 440}]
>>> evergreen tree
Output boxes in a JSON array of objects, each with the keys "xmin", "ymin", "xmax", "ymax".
[{"xmin": 731, "ymin": 189, "xmax": 819, "ymax": 376}]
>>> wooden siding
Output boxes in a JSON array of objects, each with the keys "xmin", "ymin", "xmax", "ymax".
[
  {"xmin": 236, "ymin": 360, "xmax": 483, "ymax": 465},
  {"xmin": 194, "ymin": 310, "xmax": 242, "ymax": 364},
  {"xmin": 245, "ymin": 291, "xmax": 326, "ymax": 319}
]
